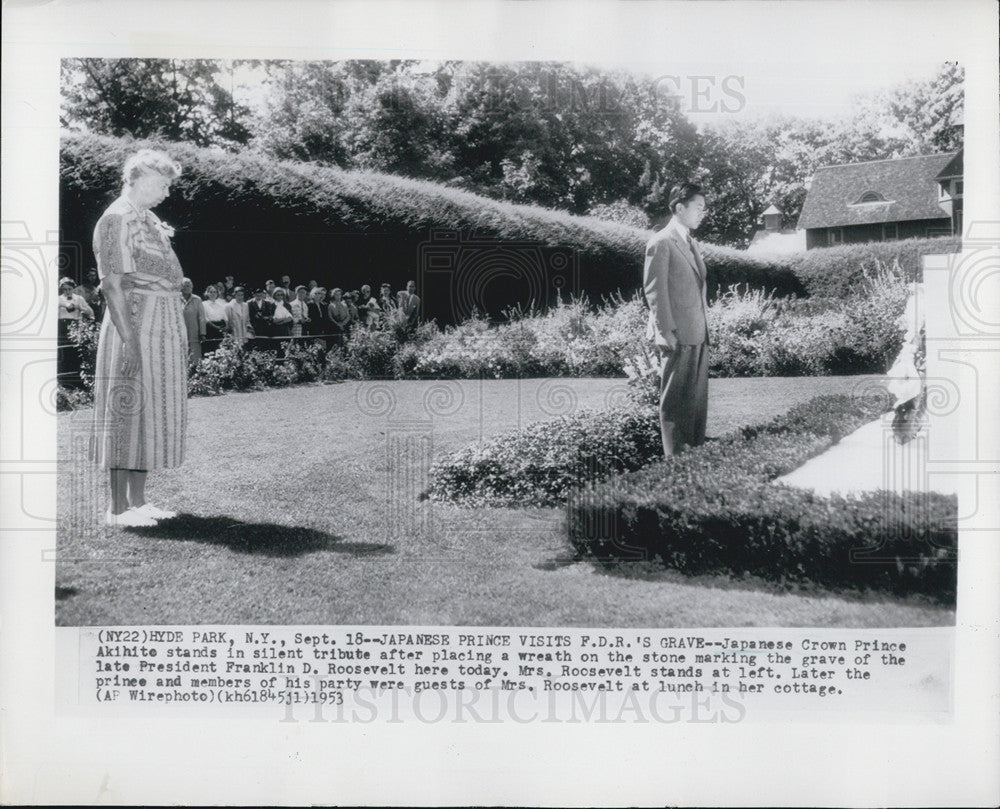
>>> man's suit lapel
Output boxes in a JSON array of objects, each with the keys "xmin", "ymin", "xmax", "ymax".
[{"xmin": 669, "ymin": 229, "xmax": 703, "ymax": 283}]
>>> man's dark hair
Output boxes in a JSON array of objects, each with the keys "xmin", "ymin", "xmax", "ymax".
[{"xmin": 667, "ymin": 183, "xmax": 703, "ymax": 214}]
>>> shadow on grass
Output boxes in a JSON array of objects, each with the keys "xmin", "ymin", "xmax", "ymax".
[
  {"xmin": 127, "ymin": 514, "xmax": 395, "ymax": 558},
  {"xmin": 575, "ymin": 556, "xmax": 954, "ymax": 609}
]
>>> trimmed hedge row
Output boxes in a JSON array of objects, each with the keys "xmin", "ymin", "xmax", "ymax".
[
  {"xmin": 794, "ymin": 236, "xmax": 961, "ymax": 298},
  {"xmin": 61, "ymin": 132, "xmax": 647, "ymax": 325},
  {"xmin": 567, "ymin": 395, "xmax": 957, "ymax": 601},
  {"xmin": 60, "ymin": 132, "xmax": 958, "ymax": 322},
  {"xmin": 61, "ymin": 132, "xmax": 806, "ymax": 324}
]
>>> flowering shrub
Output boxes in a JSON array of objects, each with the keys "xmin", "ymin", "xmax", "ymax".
[
  {"xmin": 708, "ymin": 272, "xmax": 908, "ymax": 377},
  {"xmin": 345, "ymin": 327, "xmax": 398, "ymax": 378},
  {"xmin": 832, "ymin": 260, "xmax": 911, "ymax": 373},
  {"xmin": 567, "ymin": 394, "xmax": 957, "ymax": 600},
  {"xmin": 411, "ymin": 294, "xmax": 647, "ymax": 379},
  {"xmin": 55, "ymin": 266, "xmax": 914, "ymax": 414}
]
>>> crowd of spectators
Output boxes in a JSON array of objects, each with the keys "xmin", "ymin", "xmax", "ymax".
[
  {"xmin": 189, "ymin": 276, "xmax": 421, "ymax": 356},
  {"xmin": 58, "ymin": 271, "xmax": 422, "ymax": 386}
]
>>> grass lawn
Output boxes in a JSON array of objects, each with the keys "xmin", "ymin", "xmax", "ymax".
[{"xmin": 56, "ymin": 376, "xmax": 953, "ymax": 627}]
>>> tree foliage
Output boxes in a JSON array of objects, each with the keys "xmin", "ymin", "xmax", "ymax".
[
  {"xmin": 60, "ymin": 59, "xmax": 963, "ymax": 247},
  {"xmin": 60, "ymin": 58, "xmax": 252, "ymax": 147}
]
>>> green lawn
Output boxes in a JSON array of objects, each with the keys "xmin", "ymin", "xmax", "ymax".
[{"xmin": 56, "ymin": 376, "xmax": 953, "ymax": 627}]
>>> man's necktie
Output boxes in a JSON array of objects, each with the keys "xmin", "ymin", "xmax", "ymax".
[{"xmin": 688, "ymin": 234, "xmax": 704, "ymax": 285}]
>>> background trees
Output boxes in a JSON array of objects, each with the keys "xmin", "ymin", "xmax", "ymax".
[
  {"xmin": 60, "ymin": 58, "xmax": 963, "ymax": 247},
  {"xmin": 60, "ymin": 58, "xmax": 253, "ymax": 147}
]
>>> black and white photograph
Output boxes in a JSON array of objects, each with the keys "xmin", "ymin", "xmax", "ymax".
[
  {"xmin": 2, "ymin": 1, "xmax": 998, "ymax": 806},
  {"xmin": 54, "ymin": 55, "xmax": 963, "ymax": 627}
]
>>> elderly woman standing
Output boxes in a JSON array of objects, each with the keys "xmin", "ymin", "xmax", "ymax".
[{"xmin": 91, "ymin": 149, "xmax": 187, "ymax": 527}]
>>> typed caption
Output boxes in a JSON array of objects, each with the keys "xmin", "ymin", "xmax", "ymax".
[{"xmin": 57, "ymin": 626, "xmax": 952, "ymax": 721}]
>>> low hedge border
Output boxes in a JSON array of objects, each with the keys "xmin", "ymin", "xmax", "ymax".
[
  {"xmin": 426, "ymin": 399, "xmax": 661, "ymax": 508},
  {"xmin": 566, "ymin": 394, "xmax": 957, "ymax": 601}
]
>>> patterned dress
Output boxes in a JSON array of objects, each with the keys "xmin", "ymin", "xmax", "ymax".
[{"xmin": 91, "ymin": 197, "xmax": 187, "ymax": 470}]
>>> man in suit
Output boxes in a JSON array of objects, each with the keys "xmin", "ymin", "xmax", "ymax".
[
  {"xmin": 397, "ymin": 279, "xmax": 421, "ymax": 333},
  {"xmin": 306, "ymin": 286, "xmax": 331, "ymax": 348},
  {"xmin": 643, "ymin": 183, "xmax": 710, "ymax": 457},
  {"xmin": 248, "ymin": 287, "xmax": 276, "ymax": 350},
  {"xmin": 180, "ymin": 277, "xmax": 207, "ymax": 362}
]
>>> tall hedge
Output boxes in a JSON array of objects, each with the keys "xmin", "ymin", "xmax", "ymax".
[{"xmin": 60, "ymin": 132, "xmax": 805, "ymax": 324}]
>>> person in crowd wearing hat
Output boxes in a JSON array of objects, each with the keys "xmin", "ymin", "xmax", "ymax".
[
  {"xmin": 271, "ymin": 286, "xmax": 294, "ymax": 352},
  {"xmin": 289, "ymin": 285, "xmax": 311, "ymax": 341},
  {"xmin": 248, "ymin": 287, "xmax": 275, "ymax": 350},
  {"xmin": 220, "ymin": 274, "xmax": 237, "ymax": 301},
  {"xmin": 226, "ymin": 286, "xmax": 250, "ymax": 346}
]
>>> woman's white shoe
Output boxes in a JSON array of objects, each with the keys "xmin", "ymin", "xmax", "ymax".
[
  {"xmin": 133, "ymin": 503, "xmax": 177, "ymax": 519},
  {"xmin": 104, "ymin": 507, "xmax": 158, "ymax": 527}
]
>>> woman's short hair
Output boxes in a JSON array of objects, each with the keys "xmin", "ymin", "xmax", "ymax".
[
  {"xmin": 204, "ymin": 284, "xmax": 218, "ymax": 295},
  {"xmin": 667, "ymin": 182, "xmax": 703, "ymax": 213},
  {"xmin": 122, "ymin": 149, "xmax": 183, "ymax": 187},
  {"xmin": 273, "ymin": 288, "xmax": 286, "ymax": 299},
  {"xmin": 233, "ymin": 286, "xmax": 246, "ymax": 296},
  {"xmin": 332, "ymin": 287, "xmax": 343, "ymax": 297}
]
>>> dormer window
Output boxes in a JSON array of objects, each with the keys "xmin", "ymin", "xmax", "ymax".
[{"xmin": 858, "ymin": 191, "xmax": 884, "ymax": 203}]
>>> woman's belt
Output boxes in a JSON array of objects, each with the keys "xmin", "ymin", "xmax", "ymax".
[{"xmin": 130, "ymin": 286, "xmax": 179, "ymax": 298}]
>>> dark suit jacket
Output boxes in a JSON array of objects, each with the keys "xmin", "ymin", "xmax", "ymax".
[
  {"xmin": 248, "ymin": 299, "xmax": 275, "ymax": 336},
  {"xmin": 643, "ymin": 220, "xmax": 709, "ymax": 347},
  {"xmin": 306, "ymin": 300, "xmax": 330, "ymax": 335}
]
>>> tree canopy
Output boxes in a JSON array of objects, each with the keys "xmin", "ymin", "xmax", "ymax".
[{"xmin": 60, "ymin": 58, "xmax": 963, "ymax": 247}]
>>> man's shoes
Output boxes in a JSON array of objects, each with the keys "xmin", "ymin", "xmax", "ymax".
[
  {"xmin": 133, "ymin": 503, "xmax": 177, "ymax": 519},
  {"xmin": 104, "ymin": 507, "xmax": 158, "ymax": 528}
]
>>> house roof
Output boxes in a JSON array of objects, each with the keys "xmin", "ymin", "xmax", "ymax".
[
  {"xmin": 936, "ymin": 150, "xmax": 963, "ymax": 179},
  {"xmin": 761, "ymin": 204, "xmax": 782, "ymax": 216},
  {"xmin": 797, "ymin": 152, "xmax": 958, "ymax": 230}
]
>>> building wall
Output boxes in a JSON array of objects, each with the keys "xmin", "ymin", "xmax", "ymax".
[{"xmin": 805, "ymin": 218, "xmax": 953, "ymax": 249}]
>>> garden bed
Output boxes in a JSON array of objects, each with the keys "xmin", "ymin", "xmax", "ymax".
[{"xmin": 566, "ymin": 395, "xmax": 957, "ymax": 601}]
